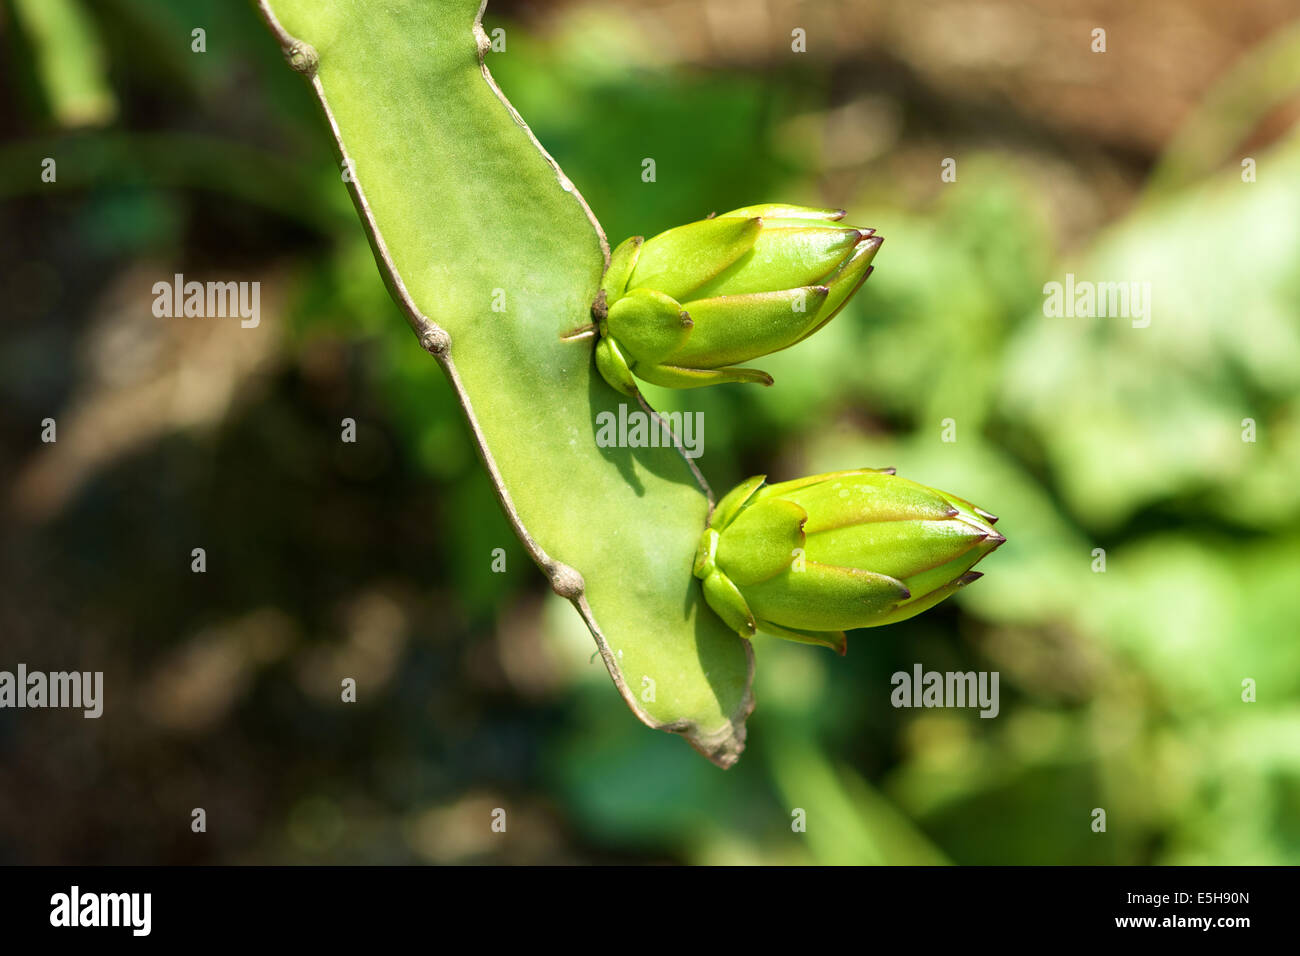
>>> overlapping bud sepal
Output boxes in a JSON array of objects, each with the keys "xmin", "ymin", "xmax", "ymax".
[
  {"xmin": 593, "ymin": 204, "xmax": 882, "ymax": 396},
  {"xmin": 693, "ymin": 469, "xmax": 1005, "ymax": 654}
]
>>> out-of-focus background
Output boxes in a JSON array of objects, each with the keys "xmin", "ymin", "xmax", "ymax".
[{"xmin": 2, "ymin": 0, "xmax": 1298, "ymax": 864}]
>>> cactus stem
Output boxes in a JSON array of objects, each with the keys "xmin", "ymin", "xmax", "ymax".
[{"xmin": 634, "ymin": 391, "xmax": 715, "ymax": 511}]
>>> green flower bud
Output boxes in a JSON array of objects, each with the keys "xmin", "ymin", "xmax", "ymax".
[
  {"xmin": 692, "ymin": 469, "xmax": 1004, "ymax": 654},
  {"xmin": 592, "ymin": 204, "xmax": 882, "ymax": 395}
]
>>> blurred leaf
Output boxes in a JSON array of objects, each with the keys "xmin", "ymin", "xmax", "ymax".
[
  {"xmin": 1148, "ymin": 20, "xmax": 1300, "ymax": 196},
  {"xmin": 1001, "ymin": 134, "xmax": 1300, "ymax": 530},
  {"xmin": 10, "ymin": 0, "xmax": 117, "ymax": 127}
]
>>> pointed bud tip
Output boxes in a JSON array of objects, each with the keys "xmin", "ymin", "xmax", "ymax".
[
  {"xmin": 957, "ymin": 571, "xmax": 984, "ymax": 586},
  {"xmin": 975, "ymin": 507, "xmax": 999, "ymax": 524}
]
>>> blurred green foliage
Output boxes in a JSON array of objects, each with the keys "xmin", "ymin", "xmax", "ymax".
[{"xmin": 0, "ymin": 0, "xmax": 1297, "ymax": 865}]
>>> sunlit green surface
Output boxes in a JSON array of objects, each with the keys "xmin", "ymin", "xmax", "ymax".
[{"xmin": 262, "ymin": 0, "xmax": 752, "ymax": 764}]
